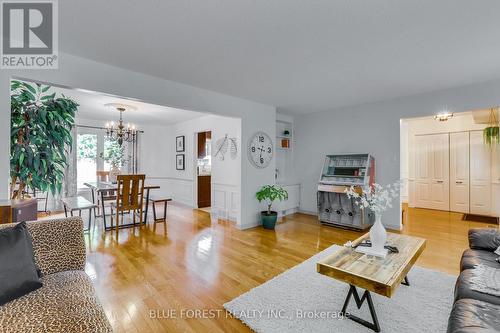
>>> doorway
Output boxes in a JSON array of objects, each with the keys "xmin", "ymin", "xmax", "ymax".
[
  {"xmin": 401, "ymin": 110, "xmax": 499, "ymax": 220},
  {"xmin": 197, "ymin": 131, "xmax": 212, "ymax": 209}
]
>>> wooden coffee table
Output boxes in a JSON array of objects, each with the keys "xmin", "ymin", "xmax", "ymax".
[{"xmin": 317, "ymin": 232, "xmax": 426, "ymax": 332}]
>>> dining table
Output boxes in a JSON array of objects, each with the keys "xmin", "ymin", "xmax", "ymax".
[{"xmin": 84, "ymin": 181, "xmax": 160, "ymax": 230}]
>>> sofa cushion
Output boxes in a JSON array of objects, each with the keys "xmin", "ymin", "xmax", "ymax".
[
  {"xmin": 454, "ymin": 269, "xmax": 500, "ymax": 306},
  {"xmin": 0, "ymin": 221, "xmax": 42, "ymax": 306},
  {"xmin": 0, "ymin": 217, "xmax": 86, "ymax": 276},
  {"xmin": 0, "ymin": 271, "xmax": 112, "ymax": 333},
  {"xmin": 460, "ymin": 249, "xmax": 500, "ymax": 271},
  {"xmin": 469, "ymin": 229, "xmax": 500, "ymax": 251},
  {"xmin": 447, "ymin": 298, "xmax": 500, "ymax": 333}
]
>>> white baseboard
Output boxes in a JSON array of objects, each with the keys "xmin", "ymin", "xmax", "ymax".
[
  {"xmin": 237, "ymin": 220, "xmax": 261, "ymax": 230},
  {"xmin": 298, "ymin": 209, "xmax": 317, "ymax": 216},
  {"xmin": 172, "ymin": 198, "xmax": 194, "ymax": 207}
]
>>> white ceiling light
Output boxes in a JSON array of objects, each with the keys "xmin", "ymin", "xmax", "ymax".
[{"xmin": 434, "ymin": 110, "xmax": 453, "ymax": 122}]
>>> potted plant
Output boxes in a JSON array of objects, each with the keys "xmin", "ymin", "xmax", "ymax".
[
  {"xmin": 99, "ymin": 139, "xmax": 127, "ymax": 182},
  {"xmin": 256, "ymin": 185, "xmax": 288, "ymax": 230},
  {"xmin": 484, "ymin": 107, "xmax": 499, "ymax": 146},
  {"xmin": 10, "ymin": 80, "xmax": 78, "ymax": 199}
]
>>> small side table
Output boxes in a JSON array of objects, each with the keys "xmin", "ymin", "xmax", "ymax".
[
  {"xmin": 149, "ymin": 197, "xmax": 172, "ymax": 224},
  {"xmin": 0, "ymin": 200, "xmax": 12, "ymax": 224},
  {"xmin": 62, "ymin": 196, "xmax": 97, "ymax": 232}
]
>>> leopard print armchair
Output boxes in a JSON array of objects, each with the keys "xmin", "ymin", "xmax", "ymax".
[{"xmin": 0, "ymin": 217, "xmax": 112, "ymax": 333}]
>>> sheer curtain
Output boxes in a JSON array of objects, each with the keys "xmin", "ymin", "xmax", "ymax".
[{"xmin": 64, "ymin": 125, "xmax": 78, "ymax": 197}]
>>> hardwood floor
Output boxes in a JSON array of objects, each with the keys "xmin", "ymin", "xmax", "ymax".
[{"xmin": 82, "ymin": 203, "xmax": 497, "ymax": 333}]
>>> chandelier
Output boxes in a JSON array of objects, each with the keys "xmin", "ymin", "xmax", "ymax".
[{"xmin": 104, "ymin": 103, "xmax": 138, "ymax": 145}]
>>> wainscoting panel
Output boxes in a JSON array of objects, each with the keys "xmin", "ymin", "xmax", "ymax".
[
  {"xmin": 166, "ymin": 178, "xmax": 194, "ymax": 207},
  {"xmin": 229, "ymin": 191, "xmax": 239, "ymax": 221},
  {"xmin": 164, "ymin": 178, "xmax": 239, "ymax": 222},
  {"xmin": 145, "ymin": 177, "xmax": 173, "ymax": 199},
  {"xmin": 213, "ymin": 188, "xmax": 227, "ymax": 219},
  {"xmin": 212, "ymin": 183, "xmax": 239, "ymax": 222}
]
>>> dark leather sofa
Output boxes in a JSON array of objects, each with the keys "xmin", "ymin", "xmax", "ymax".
[{"xmin": 447, "ymin": 228, "xmax": 500, "ymax": 333}]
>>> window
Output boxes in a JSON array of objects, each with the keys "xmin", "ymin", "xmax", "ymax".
[
  {"xmin": 103, "ymin": 137, "xmax": 124, "ymax": 171},
  {"xmin": 77, "ymin": 133, "xmax": 97, "ymax": 189},
  {"xmin": 76, "ymin": 127, "xmax": 132, "ymax": 189}
]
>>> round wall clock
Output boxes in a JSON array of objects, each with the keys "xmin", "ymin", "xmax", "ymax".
[{"xmin": 248, "ymin": 131, "xmax": 273, "ymax": 168}]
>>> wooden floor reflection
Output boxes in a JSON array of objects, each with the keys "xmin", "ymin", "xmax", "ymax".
[{"xmin": 83, "ymin": 202, "xmax": 496, "ymax": 332}]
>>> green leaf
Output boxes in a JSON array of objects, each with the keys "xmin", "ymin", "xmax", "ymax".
[
  {"xmin": 22, "ymin": 90, "xmax": 36, "ymax": 101},
  {"xmin": 41, "ymin": 93, "xmax": 56, "ymax": 101},
  {"xmin": 10, "ymin": 81, "xmax": 77, "ymax": 197},
  {"xmin": 22, "ymin": 82, "xmax": 37, "ymax": 95},
  {"xmin": 256, "ymin": 185, "xmax": 288, "ymax": 212}
]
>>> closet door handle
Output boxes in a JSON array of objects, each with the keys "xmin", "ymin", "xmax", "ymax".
[
  {"xmin": 436, "ymin": 180, "xmax": 444, "ymax": 183},
  {"xmin": 456, "ymin": 181, "xmax": 463, "ymax": 184}
]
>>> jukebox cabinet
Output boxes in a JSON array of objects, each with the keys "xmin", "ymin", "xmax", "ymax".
[{"xmin": 317, "ymin": 154, "xmax": 375, "ymax": 230}]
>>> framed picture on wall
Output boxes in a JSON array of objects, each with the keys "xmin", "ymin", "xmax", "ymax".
[
  {"xmin": 176, "ymin": 154, "xmax": 185, "ymax": 170},
  {"xmin": 176, "ymin": 135, "xmax": 185, "ymax": 152}
]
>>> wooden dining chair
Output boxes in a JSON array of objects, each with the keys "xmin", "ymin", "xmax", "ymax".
[
  {"xmin": 110, "ymin": 174, "xmax": 145, "ymax": 229},
  {"xmin": 96, "ymin": 170, "xmax": 110, "ymax": 182},
  {"xmin": 96, "ymin": 170, "xmax": 116, "ymax": 216}
]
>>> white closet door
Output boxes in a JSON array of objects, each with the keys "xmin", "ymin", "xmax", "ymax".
[
  {"xmin": 470, "ymin": 131, "xmax": 491, "ymax": 215},
  {"xmin": 415, "ymin": 134, "xmax": 449, "ymax": 210},
  {"xmin": 429, "ymin": 133, "xmax": 450, "ymax": 210},
  {"xmin": 450, "ymin": 132, "xmax": 469, "ymax": 213},
  {"xmin": 415, "ymin": 135, "xmax": 433, "ymax": 209}
]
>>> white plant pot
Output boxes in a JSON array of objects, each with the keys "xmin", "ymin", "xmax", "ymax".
[{"xmin": 370, "ymin": 213, "xmax": 387, "ymax": 255}]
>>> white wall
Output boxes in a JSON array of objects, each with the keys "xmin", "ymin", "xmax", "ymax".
[
  {"xmin": 165, "ymin": 115, "xmax": 241, "ymax": 221},
  {"xmin": 136, "ymin": 124, "xmax": 173, "ymax": 199},
  {"xmin": 399, "ymin": 120, "xmax": 409, "ymax": 202},
  {"xmin": 0, "ymin": 52, "xmax": 276, "ymax": 229},
  {"xmin": 294, "ymin": 78, "xmax": 500, "ymax": 230}
]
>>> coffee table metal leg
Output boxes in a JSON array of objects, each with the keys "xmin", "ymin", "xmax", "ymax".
[
  {"xmin": 402, "ymin": 276, "xmax": 410, "ymax": 286},
  {"xmin": 340, "ymin": 285, "xmax": 381, "ymax": 332}
]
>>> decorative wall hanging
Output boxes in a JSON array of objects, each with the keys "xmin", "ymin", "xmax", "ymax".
[
  {"xmin": 176, "ymin": 135, "xmax": 185, "ymax": 152},
  {"xmin": 176, "ymin": 154, "xmax": 185, "ymax": 170},
  {"xmin": 214, "ymin": 134, "xmax": 238, "ymax": 161}
]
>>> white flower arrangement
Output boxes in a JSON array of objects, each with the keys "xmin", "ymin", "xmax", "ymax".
[{"xmin": 345, "ymin": 182, "xmax": 400, "ymax": 215}]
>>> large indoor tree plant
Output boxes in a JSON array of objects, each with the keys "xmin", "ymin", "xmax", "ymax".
[
  {"xmin": 256, "ymin": 185, "xmax": 288, "ymax": 230},
  {"xmin": 10, "ymin": 80, "xmax": 78, "ymax": 199}
]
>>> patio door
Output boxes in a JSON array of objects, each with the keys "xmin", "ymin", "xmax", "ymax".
[
  {"xmin": 76, "ymin": 126, "xmax": 136, "ymax": 190},
  {"xmin": 76, "ymin": 128, "xmax": 102, "ymax": 189}
]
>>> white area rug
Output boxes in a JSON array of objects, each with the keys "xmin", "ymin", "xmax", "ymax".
[{"xmin": 224, "ymin": 244, "xmax": 456, "ymax": 333}]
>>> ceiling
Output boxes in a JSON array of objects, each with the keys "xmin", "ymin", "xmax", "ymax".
[
  {"xmin": 49, "ymin": 85, "xmax": 206, "ymax": 125},
  {"xmin": 59, "ymin": 0, "xmax": 500, "ymax": 114}
]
